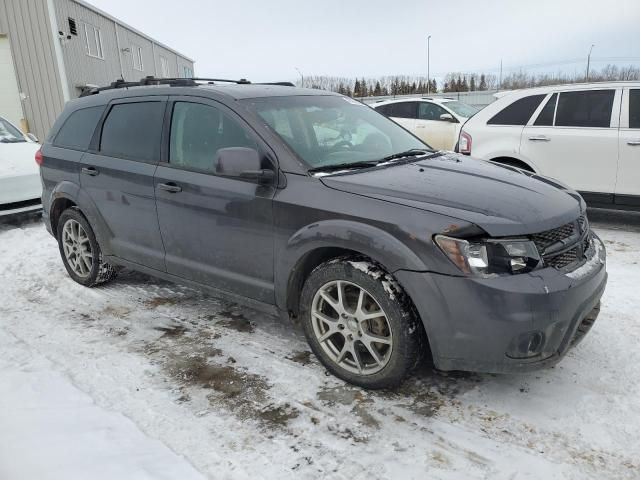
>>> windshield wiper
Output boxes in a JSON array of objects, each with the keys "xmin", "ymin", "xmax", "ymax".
[
  {"xmin": 0, "ymin": 138, "xmax": 26, "ymax": 143},
  {"xmin": 308, "ymin": 160, "xmax": 381, "ymax": 173},
  {"xmin": 380, "ymin": 149, "xmax": 432, "ymax": 162}
]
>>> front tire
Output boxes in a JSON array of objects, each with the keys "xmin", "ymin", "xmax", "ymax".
[
  {"xmin": 300, "ymin": 257, "xmax": 423, "ymax": 389},
  {"xmin": 56, "ymin": 208, "xmax": 117, "ymax": 287}
]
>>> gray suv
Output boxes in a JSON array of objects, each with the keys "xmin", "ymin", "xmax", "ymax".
[{"xmin": 39, "ymin": 77, "xmax": 607, "ymax": 389}]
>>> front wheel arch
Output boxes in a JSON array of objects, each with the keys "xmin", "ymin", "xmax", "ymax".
[{"xmin": 490, "ymin": 156, "xmax": 536, "ymax": 172}]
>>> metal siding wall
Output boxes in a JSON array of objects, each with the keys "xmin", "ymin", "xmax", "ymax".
[
  {"xmin": 53, "ymin": 0, "xmax": 122, "ymax": 97},
  {"xmin": 0, "ymin": 0, "xmax": 65, "ymax": 139},
  {"xmin": 176, "ymin": 55, "xmax": 194, "ymax": 77},
  {"xmin": 117, "ymin": 27, "xmax": 156, "ymax": 80},
  {"xmin": 153, "ymin": 44, "xmax": 177, "ymax": 78}
]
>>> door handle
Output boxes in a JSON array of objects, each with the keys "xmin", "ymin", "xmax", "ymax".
[
  {"xmin": 528, "ymin": 136, "xmax": 550, "ymax": 142},
  {"xmin": 627, "ymin": 140, "xmax": 640, "ymax": 146},
  {"xmin": 157, "ymin": 182, "xmax": 182, "ymax": 193},
  {"xmin": 81, "ymin": 166, "xmax": 99, "ymax": 176}
]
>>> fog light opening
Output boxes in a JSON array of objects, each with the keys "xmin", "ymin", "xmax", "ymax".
[{"xmin": 506, "ymin": 331, "xmax": 545, "ymax": 359}]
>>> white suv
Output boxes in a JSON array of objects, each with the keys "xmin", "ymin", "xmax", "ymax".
[
  {"xmin": 373, "ymin": 97, "xmax": 479, "ymax": 151},
  {"xmin": 458, "ymin": 82, "xmax": 640, "ymax": 210}
]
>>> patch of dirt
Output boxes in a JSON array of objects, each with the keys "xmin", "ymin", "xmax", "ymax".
[
  {"xmin": 258, "ymin": 403, "xmax": 300, "ymax": 427},
  {"xmin": 216, "ymin": 310, "xmax": 255, "ymax": 333},
  {"xmin": 286, "ymin": 350, "xmax": 313, "ymax": 366},
  {"xmin": 154, "ymin": 324, "xmax": 190, "ymax": 338},
  {"xmin": 101, "ymin": 305, "xmax": 131, "ymax": 318},
  {"xmin": 144, "ymin": 296, "xmax": 182, "ymax": 308},
  {"xmin": 317, "ymin": 385, "xmax": 380, "ymax": 429}
]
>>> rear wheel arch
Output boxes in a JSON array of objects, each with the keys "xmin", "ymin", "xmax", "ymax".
[
  {"xmin": 490, "ymin": 156, "xmax": 536, "ymax": 172},
  {"xmin": 50, "ymin": 197, "xmax": 78, "ymax": 234}
]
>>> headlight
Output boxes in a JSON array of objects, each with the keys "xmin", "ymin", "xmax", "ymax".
[{"xmin": 434, "ymin": 235, "xmax": 541, "ymax": 276}]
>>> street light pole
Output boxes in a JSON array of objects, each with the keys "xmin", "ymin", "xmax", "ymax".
[
  {"xmin": 586, "ymin": 44, "xmax": 595, "ymax": 82},
  {"xmin": 295, "ymin": 67, "xmax": 304, "ymax": 88},
  {"xmin": 427, "ymin": 35, "xmax": 431, "ymax": 94}
]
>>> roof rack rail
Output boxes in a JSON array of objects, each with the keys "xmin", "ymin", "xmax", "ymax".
[{"xmin": 79, "ymin": 76, "xmax": 295, "ymax": 97}]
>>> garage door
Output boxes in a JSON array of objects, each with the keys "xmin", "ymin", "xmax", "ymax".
[{"xmin": 0, "ymin": 36, "xmax": 24, "ymax": 129}]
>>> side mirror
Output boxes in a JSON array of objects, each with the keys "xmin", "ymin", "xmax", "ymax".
[
  {"xmin": 26, "ymin": 133, "xmax": 39, "ymax": 142},
  {"xmin": 215, "ymin": 147, "xmax": 274, "ymax": 184},
  {"xmin": 439, "ymin": 113, "xmax": 456, "ymax": 123}
]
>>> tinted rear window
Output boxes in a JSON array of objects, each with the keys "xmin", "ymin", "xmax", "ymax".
[
  {"xmin": 487, "ymin": 94, "xmax": 546, "ymax": 126},
  {"xmin": 390, "ymin": 102, "xmax": 417, "ymax": 119},
  {"xmin": 555, "ymin": 90, "xmax": 615, "ymax": 128},
  {"xmin": 53, "ymin": 106, "xmax": 104, "ymax": 150},
  {"xmin": 630, "ymin": 89, "xmax": 640, "ymax": 129},
  {"xmin": 375, "ymin": 104, "xmax": 392, "ymax": 116},
  {"xmin": 99, "ymin": 102, "xmax": 165, "ymax": 162},
  {"xmin": 534, "ymin": 93, "xmax": 557, "ymax": 126}
]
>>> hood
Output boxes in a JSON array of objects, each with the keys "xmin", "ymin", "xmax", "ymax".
[
  {"xmin": 0, "ymin": 142, "xmax": 41, "ymax": 178},
  {"xmin": 320, "ymin": 153, "xmax": 583, "ymax": 237}
]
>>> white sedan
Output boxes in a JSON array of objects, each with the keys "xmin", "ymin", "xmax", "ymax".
[
  {"xmin": 0, "ymin": 115, "xmax": 42, "ymax": 216},
  {"xmin": 372, "ymin": 97, "xmax": 480, "ymax": 151}
]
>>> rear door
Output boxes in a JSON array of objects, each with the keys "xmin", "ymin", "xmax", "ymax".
[
  {"xmin": 81, "ymin": 96, "xmax": 167, "ymax": 270},
  {"xmin": 616, "ymin": 88, "xmax": 640, "ymax": 205},
  {"xmin": 154, "ymin": 97, "xmax": 277, "ymax": 303},
  {"xmin": 388, "ymin": 102, "xmax": 417, "ymax": 132},
  {"xmin": 415, "ymin": 102, "xmax": 457, "ymax": 150},
  {"xmin": 521, "ymin": 88, "xmax": 620, "ymax": 198}
]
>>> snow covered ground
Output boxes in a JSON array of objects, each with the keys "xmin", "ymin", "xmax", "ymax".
[{"xmin": 0, "ymin": 210, "xmax": 639, "ymax": 479}]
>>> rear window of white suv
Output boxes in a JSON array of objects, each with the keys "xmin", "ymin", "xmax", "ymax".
[{"xmin": 487, "ymin": 94, "xmax": 545, "ymax": 126}]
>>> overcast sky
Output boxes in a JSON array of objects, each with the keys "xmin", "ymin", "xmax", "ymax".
[{"xmin": 90, "ymin": 0, "xmax": 640, "ymax": 82}]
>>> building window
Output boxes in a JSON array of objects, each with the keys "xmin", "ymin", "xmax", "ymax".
[
  {"xmin": 182, "ymin": 66, "xmax": 193, "ymax": 78},
  {"xmin": 132, "ymin": 45, "xmax": 144, "ymax": 71},
  {"xmin": 81, "ymin": 22, "xmax": 103, "ymax": 59},
  {"xmin": 160, "ymin": 56, "xmax": 170, "ymax": 77}
]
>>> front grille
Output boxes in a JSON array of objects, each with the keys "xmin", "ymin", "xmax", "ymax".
[{"xmin": 531, "ymin": 214, "xmax": 591, "ymax": 272}]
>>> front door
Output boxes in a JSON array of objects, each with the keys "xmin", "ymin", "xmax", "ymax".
[
  {"xmin": 154, "ymin": 98, "xmax": 277, "ymax": 303},
  {"xmin": 616, "ymin": 88, "xmax": 640, "ymax": 205},
  {"xmin": 415, "ymin": 102, "xmax": 458, "ymax": 150},
  {"xmin": 520, "ymin": 89, "xmax": 619, "ymax": 196},
  {"xmin": 81, "ymin": 96, "xmax": 167, "ymax": 270}
]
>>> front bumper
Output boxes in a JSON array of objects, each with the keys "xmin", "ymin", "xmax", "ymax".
[{"xmin": 396, "ymin": 233, "xmax": 607, "ymax": 374}]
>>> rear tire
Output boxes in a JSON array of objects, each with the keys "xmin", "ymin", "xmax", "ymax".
[
  {"xmin": 300, "ymin": 257, "xmax": 423, "ymax": 389},
  {"xmin": 56, "ymin": 208, "xmax": 117, "ymax": 287}
]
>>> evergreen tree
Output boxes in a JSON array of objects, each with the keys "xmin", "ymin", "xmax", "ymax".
[
  {"xmin": 353, "ymin": 79, "xmax": 361, "ymax": 97},
  {"xmin": 373, "ymin": 81, "xmax": 382, "ymax": 96},
  {"xmin": 479, "ymin": 74, "xmax": 487, "ymax": 90},
  {"xmin": 469, "ymin": 76, "xmax": 476, "ymax": 91},
  {"xmin": 360, "ymin": 78, "xmax": 368, "ymax": 97},
  {"xmin": 461, "ymin": 76, "xmax": 469, "ymax": 91},
  {"xmin": 430, "ymin": 79, "xmax": 437, "ymax": 93},
  {"xmin": 455, "ymin": 76, "xmax": 463, "ymax": 92}
]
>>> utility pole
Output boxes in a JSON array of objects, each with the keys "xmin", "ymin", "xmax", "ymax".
[
  {"xmin": 499, "ymin": 58, "xmax": 503, "ymax": 90},
  {"xmin": 586, "ymin": 44, "xmax": 595, "ymax": 81},
  {"xmin": 427, "ymin": 35, "xmax": 431, "ymax": 94},
  {"xmin": 295, "ymin": 67, "xmax": 304, "ymax": 88}
]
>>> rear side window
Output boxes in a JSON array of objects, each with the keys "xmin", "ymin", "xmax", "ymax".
[
  {"xmin": 630, "ymin": 89, "xmax": 640, "ymax": 129},
  {"xmin": 418, "ymin": 102, "xmax": 449, "ymax": 121},
  {"xmin": 53, "ymin": 106, "xmax": 104, "ymax": 150},
  {"xmin": 390, "ymin": 102, "xmax": 417, "ymax": 119},
  {"xmin": 99, "ymin": 102, "xmax": 165, "ymax": 162},
  {"xmin": 555, "ymin": 90, "xmax": 615, "ymax": 128},
  {"xmin": 487, "ymin": 94, "xmax": 546, "ymax": 126},
  {"xmin": 534, "ymin": 93, "xmax": 557, "ymax": 126},
  {"xmin": 374, "ymin": 104, "xmax": 392, "ymax": 116}
]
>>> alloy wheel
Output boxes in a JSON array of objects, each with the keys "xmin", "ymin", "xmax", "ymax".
[
  {"xmin": 62, "ymin": 219, "xmax": 93, "ymax": 278},
  {"xmin": 311, "ymin": 280, "xmax": 393, "ymax": 375}
]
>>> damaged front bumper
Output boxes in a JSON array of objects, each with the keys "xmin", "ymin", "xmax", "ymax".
[{"xmin": 396, "ymin": 233, "xmax": 607, "ymax": 374}]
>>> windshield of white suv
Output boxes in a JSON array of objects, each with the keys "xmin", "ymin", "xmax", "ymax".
[
  {"xmin": 0, "ymin": 117, "xmax": 26, "ymax": 143},
  {"xmin": 244, "ymin": 96, "xmax": 432, "ymax": 169},
  {"xmin": 442, "ymin": 101, "xmax": 480, "ymax": 118}
]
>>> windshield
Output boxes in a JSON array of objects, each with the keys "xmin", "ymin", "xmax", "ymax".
[
  {"xmin": 442, "ymin": 101, "xmax": 480, "ymax": 118},
  {"xmin": 244, "ymin": 96, "xmax": 432, "ymax": 169},
  {"xmin": 0, "ymin": 117, "xmax": 26, "ymax": 143}
]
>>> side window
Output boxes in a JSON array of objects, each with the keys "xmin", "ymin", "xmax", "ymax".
[
  {"xmin": 374, "ymin": 104, "xmax": 391, "ymax": 116},
  {"xmin": 555, "ymin": 90, "xmax": 615, "ymax": 128},
  {"xmin": 390, "ymin": 102, "xmax": 417, "ymax": 119},
  {"xmin": 100, "ymin": 102, "xmax": 165, "ymax": 162},
  {"xmin": 418, "ymin": 102, "xmax": 449, "ymax": 121},
  {"xmin": 534, "ymin": 93, "xmax": 557, "ymax": 126},
  {"xmin": 169, "ymin": 102, "xmax": 258, "ymax": 173},
  {"xmin": 629, "ymin": 90, "xmax": 640, "ymax": 129},
  {"xmin": 53, "ymin": 106, "xmax": 105, "ymax": 150},
  {"xmin": 487, "ymin": 94, "xmax": 546, "ymax": 126}
]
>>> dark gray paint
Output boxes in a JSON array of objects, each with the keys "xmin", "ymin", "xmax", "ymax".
[{"xmin": 40, "ymin": 83, "xmax": 607, "ymax": 374}]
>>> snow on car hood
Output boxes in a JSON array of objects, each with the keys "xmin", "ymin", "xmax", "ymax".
[
  {"xmin": 320, "ymin": 153, "xmax": 583, "ymax": 237},
  {"xmin": 0, "ymin": 142, "xmax": 41, "ymax": 178}
]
